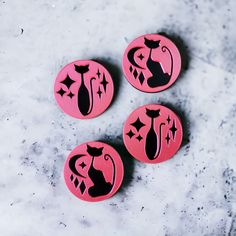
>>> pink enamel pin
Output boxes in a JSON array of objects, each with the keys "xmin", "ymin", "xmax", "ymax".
[
  {"xmin": 123, "ymin": 104, "xmax": 183, "ymax": 164},
  {"xmin": 122, "ymin": 34, "xmax": 181, "ymax": 93},
  {"xmin": 64, "ymin": 141, "xmax": 124, "ymax": 202},
  {"xmin": 54, "ymin": 60, "xmax": 114, "ymax": 119}
]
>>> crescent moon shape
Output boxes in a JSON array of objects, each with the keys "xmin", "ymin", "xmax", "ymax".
[
  {"xmin": 127, "ymin": 47, "xmax": 144, "ymax": 69},
  {"xmin": 69, "ymin": 154, "xmax": 86, "ymax": 178}
]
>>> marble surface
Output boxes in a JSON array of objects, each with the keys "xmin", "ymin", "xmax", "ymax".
[{"xmin": 1, "ymin": 0, "xmax": 236, "ymax": 235}]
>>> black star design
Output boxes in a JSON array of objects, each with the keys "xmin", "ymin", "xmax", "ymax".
[
  {"xmin": 96, "ymin": 69, "xmax": 101, "ymax": 78},
  {"xmin": 100, "ymin": 74, "xmax": 109, "ymax": 93},
  {"xmin": 138, "ymin": 53, "xmax": 144, "ymax": 60},
  {"xmin": 136, "ymin": 134, "xmax": 143, "ymax": 142},
  {"xmin": 170, "ymin": 120, "xmax": 177, "ymax": 139},
  {"xmin": 126, "ymin": 129, "xmax": 135, "ymax": 139},
  {"xmin": 57, "ymin": 88, "xmax": 66, "ymax": 97},
  {"xmin": 67, "ymin": 91, "xmax": 74, "ymax": 99},
  {"xmin": 79, "ymin": 162, "xmax": 86, "ymax": 169},
  {"xmin": 167, "ymin": 115, "xmax": 171, "ymax": 124},
  {"xmin": 60, "ymin": 74, "xmax": 75, "ymax": 89},
  {"xmin": 130, "ymin": 117, "xmax": 145, "ymax": 132},
  {"xmin": 165, "ymin": 133, "xmax": 170, "ymax": 145},
  {"xmin": 97, "ymin": 86, "xmax": 102, "ymax": 98}
]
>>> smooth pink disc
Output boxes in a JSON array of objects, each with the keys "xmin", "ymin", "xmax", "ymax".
[
  {"xmin": 122, "ymin": 34, "xmax": 181, "ymax": 93},
  {"xmin": 64, "ymin": 141, "xmax": 124, "ymax": 202},
  {"xmin": 54, "ymin": 60, "xmax": 114, "ymax": 119},
  {"xmin": 123, "ymin": 104, "xmax": 183, "ymax": 164}
]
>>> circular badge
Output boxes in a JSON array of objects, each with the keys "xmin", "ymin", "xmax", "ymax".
[
  {"xmin": 54, "ymin": 60, "xmax": 114, "ymax": 119},
  {"xmin": 122, "ymin": 34, "xmax": 181, "ymax": 93},
  {"xmin": 64, "ymin": 141, "xmax": 124, "ymax": 202},
  {"xmin": 123, "ymin": 104, "xmax": 183, "ymax": 163}
]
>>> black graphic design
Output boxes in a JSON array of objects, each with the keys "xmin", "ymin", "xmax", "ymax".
[
  {"xmin": 61, "ymin": 74, "xmax": 75, "ymax": 89},
  {"xmin": 136, "ymin": 134, "xmax": 143, "ymax": 142},
  {"xmin": 57, "ymin": 88, "xmax": 66, "ymax": 97},
  {"xmin": 138, "ymin": 72, "xmax": 145, "ymax": 85},
  {"xmin": 145, "ymin": 109, "xmax": 165, "ymax": 160},
  {"xmin": 74, "ymin": 178, "xmax": 79, "ymax": 188},
  {"xmin": 126, "ymin": 129, "xmax": 135, "ymax": 139},
  {"xmin": 138, "ymin": 53, "xmax": 144, "ymax": 60},
  {"xmin": 80, "ymin": 181, "xmax": 86, "ymax": 194},
  {"xmin": 97, "ymin": 86, "xmax": 102, "ymax": 98},
  {"xmin": 96, "ymin": 69, "xmax": 101, "ymax": 78},
  {"xmin": 74, "ymin": 64, "xmax": 96, "ymax": 116},
  {"xmin": 69, "ymin": 154, "xmax": 87, "ymax": 194},
  {"xmin": 129, "ymin": 66, "xmax": 133, "ymax": 72},
  {"xmin": 86, "ymin": 145, "xmax": 115, "ymax": 197},
  {"xmin": 130, "ymin": 117, "xmax": 145, "ymax": 132},
  {"xmin": 79, "ymin": 162, "xmax": 86, "ymax": 169},
  {"xmin": 70, "ymin": 174, "xmax": 74, "ymax": 181},
  {"xmin": 69, "ymin": 154, "xmax": 86, "ymax": 178},
  {"xmin": 170, "ymin": 120, "xmax": 177, "ymax": 139},
  {"xmin": 126, "ymin": 37, "xmax": 174, "ymax": 88},
  {"xmin": 127, "ymin": 47, "xmax": 145, "ymax": 69},
  {"xmin": 67, "ymin": 91, "xmax": 74, "ymax": 99},
  {"xmin": 165, "ymin": 132, "xmax": 170, "ymax": 145},
  {"xmin": 100, "ymin": 73, "xmax": 109, "ymax": 93},
  {"xmin": 144, "ymin": 38, "xmax": 173, "ymax": 88},
  {"xmin": 68, "ymin": 145, "xmax": 116, "ymax": 198},
  {"xmin": 133, "ymin": 68, "xmax": 138, "ymax": 79},
  {"xmin": 167, "ymin": 115, "xmax": 171, "ymax": 124}
]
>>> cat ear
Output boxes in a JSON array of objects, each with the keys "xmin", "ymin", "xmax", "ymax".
[
  {"xmin": 86, "ymin": 144, "xmax": 92, "ymax": 149},
  {"xmin": 99, "ymin": 147, "xmax": 104, "ymax": 151}
]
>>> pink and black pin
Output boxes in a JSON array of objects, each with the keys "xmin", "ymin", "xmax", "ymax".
[
  {"xmin": 123, "ymin": 104, "xmax": 183, "ymax": 164},
  {"xmin": 54, "ymin": 60, "xmax": 114, "ymax": 119},
  {"xmin": 122, "ymin": 34, "xmax": 181, "ymax": 93},
  {"xmin": 64, "ymin": 141, "xmax": 124, "ymax": 202}
]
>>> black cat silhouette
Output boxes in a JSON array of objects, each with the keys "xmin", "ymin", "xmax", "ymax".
[
  {"xmin": 144, "ymin": 38, "xmax": 173, "ymax": 88},
  {"xmin": 86, "ymin": 145, "xmax": 116, "ymax": 197},
  {"xmin": 74, "ymin": 64, "xmax": 95, "ymax": 116},
  {"xmin": 145, "ymin": 109, "xmax": 165, "ymax": 160}
]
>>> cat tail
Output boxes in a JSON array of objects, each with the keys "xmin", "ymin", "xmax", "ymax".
[
  {"xmin": 161, "ymin": 46, "xmax": 173, "ymax": 77},
  {"xmin": 104, "ymin": 154, "xmax": 116, "ymax": 186},
  {"xmin": 87, "ymin": 77, "xmax": 96, "ymax": 115}
]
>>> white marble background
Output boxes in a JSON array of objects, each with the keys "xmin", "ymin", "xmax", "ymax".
[{"xmin": 1, "ymin": 0, "xmax": 236, "ymax": 235}]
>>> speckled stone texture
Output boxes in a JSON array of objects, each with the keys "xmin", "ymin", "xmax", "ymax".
[{"xmin": 1, "ymin": 0, "xmax": 236, "ymax": 235}]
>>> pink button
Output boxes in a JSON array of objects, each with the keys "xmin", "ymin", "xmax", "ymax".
[
  {"xmin": 64, "ymin": 141, "xmax": 124, "ymax": 202},
  {"xmin": 123, "ymin": 104, "xmax": 183, "ymax": 163},
  {"xmin": 54, "ymin": 60, "xmax": 114, "ymax": 119},
  {"xmin": 122, "ymin": 34, "xmax": 181, "ymax": 93}
]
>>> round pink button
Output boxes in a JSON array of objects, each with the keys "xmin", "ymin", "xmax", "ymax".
[
  {"xmin": 122, "ymin": 34, "xmax": 181, "ymax": 93},
  {"xmin": 123, "ymin": 104, "xmax": 183, "ymax": 163},
  {"xmin": 54, "ymin": 60, "xmax": 114, "ymax": 119},
  {"xmin": 64, "ymin": 141, "xmax": 124, "ymax": 202}
]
